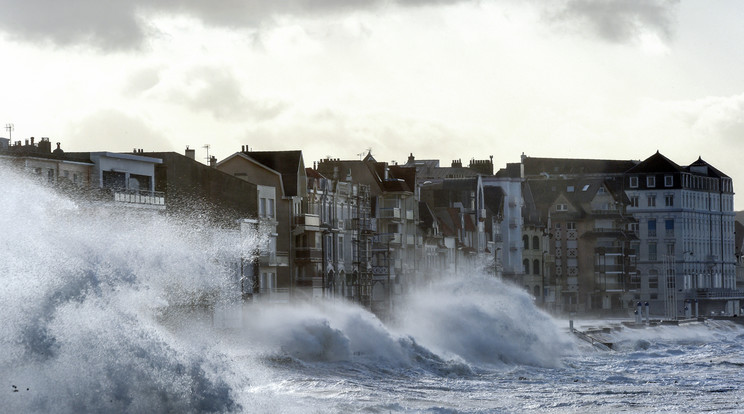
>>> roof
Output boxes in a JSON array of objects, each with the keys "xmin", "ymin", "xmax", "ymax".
[
  {"xmin": 524, "ymin": 157, "xmax": 637, "ymax": 177},
  {"xmin": 243, "ymin": 150, "xmax": 304, "ymax": 197},
  {"xmin": 317, "ymin": 158, "xmax": 414, "ymax": 196},
  {"xmin": 687, "ymin": 156, "xmax": 730, "ymax": 178},
  {"xmin": 625, "ymin": 151, "xmax": 685, "ymax": 174}
]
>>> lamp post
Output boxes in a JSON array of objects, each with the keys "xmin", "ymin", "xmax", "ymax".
[{"xmin": 542, "ymin": 250, "xmax": 548, "ymax": 304}]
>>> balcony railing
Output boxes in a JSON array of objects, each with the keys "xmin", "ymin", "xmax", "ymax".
[
  {"xmin": 257, "ymin": 288, "xmax": 290, "ymax": 303},
  {"xmin": 295, "ymin": 247, "xmax": 322, "ymax": 261},
  {"xmin": 379, "ymin": 207, "xmax": 401, "ymax": 219},
  {"xmin": 113, "ymin": 189, "xmax": 165, "ymax": 207},
  {"xmin": 294, "ymin": 214, "xmax": 320, "ymax": 227}
]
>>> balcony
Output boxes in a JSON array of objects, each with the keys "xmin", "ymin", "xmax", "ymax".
[
  {"xmin": 379, "ymin": 207, "xmax": 401, "ymax": 220},
  {"xmin": 349, "ymin": 218, "xmax": 376, "ymax": 232},
  {"xmin": 594, "ymin": 275, "xmax": 625, "ymax": 291},
  {"xmin": 595, "ymin": 264, "xmax": 627, "ymax": 274},
  {"xmin": 258, "ymin": 251, "xmax": 289, "ymax": 266},
  {"xmin": 257, "ymin": 288, "xmax": 290, "ymax": 304},
  {"xmin": 295, "ymin": 214, "xmax": 320, "ymax": 227},
  {"xmin": 295, "ymin": 247, "xmax": 322, "ymax": 261},
  {"xmin": 113, "ymin": 189, "xmax": 165, "ymax": 209}
]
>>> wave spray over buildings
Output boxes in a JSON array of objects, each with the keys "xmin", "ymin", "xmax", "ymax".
[
  {"xmin": 1, "ymin": 164, "xmax": 572, "ymax": 413},
  {"xmin": 3, "ymin": 160, "xmax": 744, "ymax": 412}
]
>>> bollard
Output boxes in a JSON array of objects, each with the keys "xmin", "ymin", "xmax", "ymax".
[
  {"xmin": 636, "ymin": 302, "xmax": 643, "ymax": 324},
  {"xmin": 569, "ymin": 319, "xmax": 574, "ymax": 333},
  {"xmin": 644, "ymin": 302, "xmax": 650, "ymax": 324}
]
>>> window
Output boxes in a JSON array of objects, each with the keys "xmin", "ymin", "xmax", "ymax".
[
  {"xmin": 665, "ymin": 219, "xmax": 674, "ymax": 236},
  {"xmin": 556, "ymin": 203, "xmax": 568, "ymax": 211},
  {"xmin": 566, "ymin": 222, "xmax": 576, "ymax": 230},
  {"xmin": 259, "ymin": 198, "xmax": 266, "ymax": 217},
  {"xmin": 523, "ymin": 259, "xmax": 530, "ymax": 274},
  {"xmin": 647, "ymin": 176, "xmax": 656, "ymax": 188},
  {"xmin": 532, "ymin": 236, "xmax": 540, "ymax": 250},
  {"xmin": 338, "ymin": 236, "xmax": 344, "ymax": 259},
  {"xmin": 649, "ymin": 270, "xmax": 659, "ymax": 289},
  {"xmin": 666, "ymin": 242, "xmax": 675, "ymax": 256},
  {"xmin": 267, "ymin": 198, "xmax": 275, "ymax": 218},
  {"xmin": 523, "ymin": 235, "xmax": 530, "ymax": 250},
  {"xmin": 648, "ymin": 219, "xmax": 657, "ymax": 237},
  {"xmin": 630, "ymin": 196, "xmax": 639, "ymax": 207},
  {"xmin": 533, "ymin": 259, "xmax": 540, "ymax": 275},
  {"xmin": 648, "ymin": 195, "xmax": 656, "ymax": 207},
  {"xmin": 630, "ymin": 176, "xmax": 639, "ymax": 188},
  {"xmin": 664, "ymin": 175, "xmax": 673, "ymax": 187},
  {"xmin": 567, "ymin": 185, "xmax": 575, "ymax": 192},
  {"xmin": 665, "ymin": 195, "xmax": 674, "ymax": 207},
  {"xmin": 649, "ymin": 243, "xmax": 657, "ymax": 261},
  {"xmin": 581, "ymin": 184, "xmax": 590, "ymax": 192}
]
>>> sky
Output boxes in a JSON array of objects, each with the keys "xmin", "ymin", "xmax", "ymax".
[{"xmin": 1, "ymin": 0, "xmax": 743, "ymax": 206}]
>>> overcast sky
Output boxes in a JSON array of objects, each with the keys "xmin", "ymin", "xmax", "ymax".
[{"xmin": 1, "ymin": 1, "xmax": 743, "ymax": 205}]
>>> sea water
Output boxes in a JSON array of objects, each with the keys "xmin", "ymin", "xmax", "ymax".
[{"xmin": 2, "ymin": 166, "xmax": 743, "ymax": 413}]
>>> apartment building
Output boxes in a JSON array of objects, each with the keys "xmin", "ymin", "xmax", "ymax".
[{"xmin": 626, "ymin": 152, "xmax": 740, "ymax": 316}]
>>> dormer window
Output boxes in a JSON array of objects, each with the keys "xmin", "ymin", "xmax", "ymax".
[
  {"xmin": 629, "ymin": 176, "xmax": 638, "ymax": 188},
  {"xmin": 647, "ymin": 176, "xmax": 656, "ymax": 188},
  {"xmin": 664, "ymin": 175, "xmax": 673, "ymax": 187},
  {"xmin": 556, "ymin": 203, "xmax": 568, "ymax": 211}
]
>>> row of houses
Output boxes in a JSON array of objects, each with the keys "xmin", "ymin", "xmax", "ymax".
[{"xmin": 2, "ymin": 135, "xmax": 743, "ymax": 318}]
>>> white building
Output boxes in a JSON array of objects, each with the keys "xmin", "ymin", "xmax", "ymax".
[{"xmin": 625, "ymin": 152, "xmax": 739, "ymax": 316}]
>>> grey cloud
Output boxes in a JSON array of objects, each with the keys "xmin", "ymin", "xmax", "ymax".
[
  {"xmin": 0, "ymin": 0, "xmax": 145, "ymax": 50},
  {"xmin": 546, "ymin": 0, "xmax": 679, "ymax": 43},
  {"xmin": 0, "ymin": 0, "xmax": 469, "ymax": 50}
]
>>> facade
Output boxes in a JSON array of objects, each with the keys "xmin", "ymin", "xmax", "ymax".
[
  {"xmin": 217, "ymin": 149, "xmax": 306, "ymax": 297},
  {"xmin": 143, "ymin": 150, "xmax": 257, "ymax": 224},
  {"xmin": 626, "ymin": 152, "xmax": 740, "ymax": 316},
  {"xmin": 521, "ymin": 181, "xmax": 553, "ymax": 305},
  {"xmin": 485, "ymin": 164, "xmax": 525, "ymax": 280},
  {"xmin": 317, "ymin": 153, "xmax": 418, "ymax": 316},
  {"xmin": 0, "ymin": 138, "xmax": 93, "ymax": 188},
  {"xmin": 302, "ymin": 167, "xmax": 373, "ymax": 304}
]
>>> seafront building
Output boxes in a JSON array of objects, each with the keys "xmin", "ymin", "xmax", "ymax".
[
  {"xmin": 2, "ymin": 134, "xmax": 742, "ymax": 318},
  {"xmin": 625, "ymin": 152, "xmax": 739, "ymax": 317}
]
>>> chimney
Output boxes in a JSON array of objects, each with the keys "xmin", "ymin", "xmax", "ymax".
[
  {"xmin": 30, "ymin": 137, "xmax": 35, "ymax": 146},
  {"xmin": 185, "ymin": 146, "xmax": 195, "ymax": 160},
  {"xmin": 38, "ymin": 137, "xmax": 52, "ymax": 153},
  {"xmin": 408, "ymin": 153, "xmax": 414, "ymax": 164},
  {"xmin": 209, "ymin": 155, "xmax": 217, "ymax": 167}
]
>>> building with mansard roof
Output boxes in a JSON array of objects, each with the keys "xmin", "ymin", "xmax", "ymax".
[{"xmin": 625, "ymin": 151, "xmax": 740, "ymax": 317}]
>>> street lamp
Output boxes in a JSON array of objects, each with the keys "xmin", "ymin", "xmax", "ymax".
[{"xmin": 541, "ymin": 250, "xmax": 548, "ymax": 304}]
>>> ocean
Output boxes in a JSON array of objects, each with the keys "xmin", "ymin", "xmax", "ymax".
[{"xmin": 2, "ymin": 165, "xmax": 743, "ymax": 413}]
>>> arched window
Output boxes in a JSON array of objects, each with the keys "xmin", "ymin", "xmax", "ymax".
[
  {"xmin": 523, "ymin": 259, "xmax": 530, "ymax": 274},
  {"xmin": 533, "ymin": 259, "xmax": 540, "ymax": 275},
  {"xmin": 523, "ymin": 235, "xmax": 529, "ymax": 250},
  {"xmin": 534, "ymin": 285, "xmax": 541, "ymax": 298},
  {"xmin": 532, "ymin": 236, "xmax": 540, "ymax": 250}
]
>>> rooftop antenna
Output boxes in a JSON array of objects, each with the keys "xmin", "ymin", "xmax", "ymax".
[
  {"xmin": 5, "ymin": 123, "xmax": 13, "ymax": 140},
  {"xmin": 203, "ymin": 144, "xmax": 211, "ymax": 164}
]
